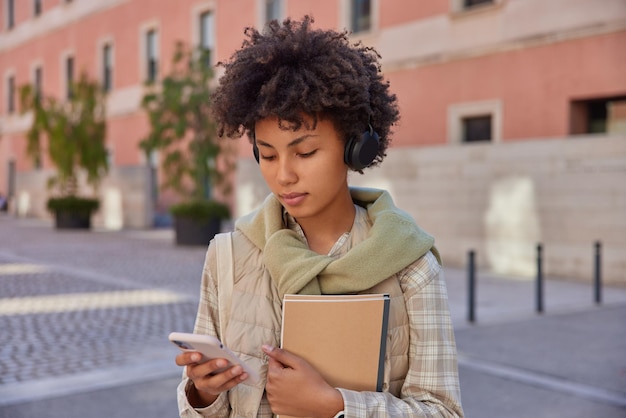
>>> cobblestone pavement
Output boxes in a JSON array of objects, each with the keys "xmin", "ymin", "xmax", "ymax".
[{"xmin": 0, "ymin": 215, "xmax": 204, "ymax": 407}]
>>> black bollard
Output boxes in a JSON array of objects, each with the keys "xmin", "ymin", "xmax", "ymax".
[
  {"xmin": 536, "ymin": 244, "xmax": 543, "ymax": 314},
  {"xmin": 594, "ymin": 241, "xmax": 602, "ymax": 304},
  {"xmin": 467, "ymin": 250, "xmax": 476, "ymax": 323}
]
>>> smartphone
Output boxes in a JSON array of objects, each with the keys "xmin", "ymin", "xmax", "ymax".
[{"xmin": 168, "ymin": 332, "xmax": 260, "ymax": 384}]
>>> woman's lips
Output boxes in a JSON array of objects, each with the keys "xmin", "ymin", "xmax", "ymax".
[{"xmin": 280, "ymin": 192, "xmax": 307, "ymax": 206}]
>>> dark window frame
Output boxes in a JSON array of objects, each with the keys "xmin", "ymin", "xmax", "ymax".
[
  {"xmin": 199, "ymin": 11, "xmax": 213, "ymax": 66},
  {"xmin": 351, "ymin": 0, "xmax": 372, "ymax": 33},
  {"xmin": 265, "ymin": 0, "xmax": 281, "ymax": 24},
  {"xmin": 464, "ymin": 0, "xmax": 494, "ymax": 8},
  {"xmin": 34, "ymin": 66, "xmax": 43, "ymax": 103},
  {"xmin": 7, "ymin": 75, "xmax": 15, "ymax": 114},
  {"xmin": 570, "ymin": 95, "xmax": 626, "ymax": 135},
  {"xmin": 33, "ymin": 0, "xmax": 42, "ymax": 17},
  {"xmin": 66, "ymin": 55, "xmax": 74, "ymax": 99},
  {"xmin": 462, "ymin": 114, "xmax": 493, "ymax": 142},
  {"xmin": 7, "ymin": 0, "xmax": 15, "ymax": 29},
  {"xmin": 102, "ymin": 44, "xmax": 113, "ymax": 92},
  {"xmin": 146, "ymin": 29, "xmax": 158, "ymax": 83}
]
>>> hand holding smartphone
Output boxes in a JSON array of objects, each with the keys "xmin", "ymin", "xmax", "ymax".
[{"xmin": 169, "ymin": 332, "xmax": 260, "ymax": 384}]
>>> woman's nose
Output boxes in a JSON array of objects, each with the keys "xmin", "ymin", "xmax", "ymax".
[{"xmin": 276, "ymin": 157, "xmax": 297, "ymax": 186}]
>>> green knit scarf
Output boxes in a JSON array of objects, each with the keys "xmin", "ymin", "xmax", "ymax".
[{"xmin": 235, "ymin": 187, "xmax": 439, "ymax": 297}]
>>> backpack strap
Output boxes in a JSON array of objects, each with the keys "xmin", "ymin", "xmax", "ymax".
[
  {"xmin": 214, "ymin": 232, "xmax": 266, "ymax": 415},
  {"xmin": 214, "ymin": 232, "xmax": 234, "ymax": 345}
]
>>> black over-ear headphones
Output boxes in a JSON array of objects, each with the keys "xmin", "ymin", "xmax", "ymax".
[
  {"xmin": 253, "ymin": 125, "xmax": 380, "ymax": 171},
  {"xmin": 344, "ymin": 124, "xmax": 380, "ymax": 170}
]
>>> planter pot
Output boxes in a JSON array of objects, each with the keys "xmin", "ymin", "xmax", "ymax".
[
  {"xmin": 174, "ymin": 216, "xmax": 221, "ymax": 246},
  {"xmin": 47, "ymin": 197, "xmax": 98, "ymax": 230},
  {"xmin": 54, "ymin": 210, "xmax": 92, "ymax": 229}
]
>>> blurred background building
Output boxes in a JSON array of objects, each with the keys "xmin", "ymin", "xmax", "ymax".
[{"xmin": 0, "ymin": 0, "xmax": 625, "ymax": 282}]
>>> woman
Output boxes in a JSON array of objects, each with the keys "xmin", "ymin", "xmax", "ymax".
[{"xmin": 176, "ymin": 16, "xmax": 464, "ymax": 418}]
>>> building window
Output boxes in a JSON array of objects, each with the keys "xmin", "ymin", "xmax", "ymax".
[
  {"xmin": 451, "ymin": 0, "xmax": 499, "ymax": 13},
  {"xmin": 199, "ymin": 12, "xmax": 214, "ymax": 65},
  {"xmin": 448, "ymin": 100, "xmax": 502, "ymax": 144},
  {"xmin": 462, "ymin": 115, "xmax": 492, "ymax": 142},
  {"xmin": 6, "ymin": 75, "xmax": 15, "ymax": 114},
  {"xmin": 145, "ymin": 29, "xmax": 159, "ymax": 83},
  {"xmin": 6, "ymin": 0, "xmax": 15, "ymax": 29},
  {"xmin": 464, "ymin": 0, "xmax": 493, "ymax": 8},
  {"xmin": 351, "ymin": 0, "xmax": 371, "ymax": 33},
  {"xmin": 66, "ymin": 56, "xmax": 74, "ymax": 99},
  {"xmin": 570, "ymin": 96, "xmax": 626, "ymax": 135},
  {"xmin": 34, "ymin": 66, "xmax": 43, "ymax": 102},
  {"xmin": 102, "ymin": 44, "xmax": 113, "ymax": 92},
  {"xmin": 33, "ymin": 0, "xmax": 42, "ymax": 16},
  {"xmin": 265, "ymin": 0, "xmax": 281, "ymax": 23}
]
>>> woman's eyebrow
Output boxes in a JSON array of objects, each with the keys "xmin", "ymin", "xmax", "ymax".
[
  {"xmin": 255, "ymin": 134, "xmax": 318, "ymax": 149},
  {"xmin": 255, "ymin": 139, "xmax": 274, "ymax": 149}
]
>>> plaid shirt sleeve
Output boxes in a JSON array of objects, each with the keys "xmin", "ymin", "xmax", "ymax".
[
  {"xmin": 338, "ymin": 252, "xmax": 464, "ymax": 417},
  {"xmin": 177, "ymin": 244, "xmax": 231, "ymax": 418}
]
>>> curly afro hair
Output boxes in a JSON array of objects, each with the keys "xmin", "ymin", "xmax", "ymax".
[{"xmin": 211, "ymin": 15, "xmax": 399, "ymax": 169}]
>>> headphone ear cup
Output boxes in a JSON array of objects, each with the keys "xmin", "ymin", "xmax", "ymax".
[{"xmin": 344, "ymin": 129, "xmax": 380, "ymax": 170}]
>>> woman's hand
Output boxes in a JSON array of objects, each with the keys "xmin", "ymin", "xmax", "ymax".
[
  {"xmin": 175, "ymin": 352, "xmax": 248, "ymax": 408},
  {"xmin": 262, "ymin": 345, "xmax": 344, "ymax": 418}
]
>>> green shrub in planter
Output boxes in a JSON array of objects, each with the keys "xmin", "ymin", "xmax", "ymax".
[
  {"xmin": 47, "ymin": 196, "xmax": 100, "ymax": 214},
  {"xmin": 171, "ymin": 200, "xmax": 230, "ymax": 245},
  {"xmin": 20, "ymin": 73, "xmax": 108, "ymax": 230},
  {"xmin": 140, "ymin": 43, "xmax": 236, "ymax": 245},
  {"xmin": 47, "ymin": 196, "xmax": 100, "ymax": 229}
]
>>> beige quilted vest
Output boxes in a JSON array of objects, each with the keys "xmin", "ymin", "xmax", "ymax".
[{"xmin": 213, "ymin": 231, "xmax": 410, "ymax": 417}]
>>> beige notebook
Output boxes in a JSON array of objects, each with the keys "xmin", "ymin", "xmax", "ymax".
[{"xmin": 280, "ymin": 293, "xmax": 390, "ymax": 395}]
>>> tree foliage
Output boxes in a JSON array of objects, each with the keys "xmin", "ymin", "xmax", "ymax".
[
  {"xmin": 140, "ymin": 42, "xmax": 234, "ymax": 205},
  {"xmin": 19, "ymin": 72, "xmax": 108, "ymax": 197}
]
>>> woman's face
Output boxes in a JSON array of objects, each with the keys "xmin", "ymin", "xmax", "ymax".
[{"xmin": 254, "ymin": 115, "xmax": 352, "ymax": 225}]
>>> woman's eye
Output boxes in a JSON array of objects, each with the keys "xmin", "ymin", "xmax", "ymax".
[
  {"xmin": 260, "ymin": 154, "xmax": 276, "ymax": 161},
  {"xmin": 298, "ymin": 150, "xmax": 317, "ymax": 158}
]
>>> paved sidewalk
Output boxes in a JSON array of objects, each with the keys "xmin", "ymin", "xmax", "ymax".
[{"xmin": 1, "ymin": 214, "xmax": 625, "ymax": 417}]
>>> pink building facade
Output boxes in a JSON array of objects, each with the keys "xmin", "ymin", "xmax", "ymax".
[{"xmin": 1, "ymin": 0, "xmax": 625, "ymax": 281}]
